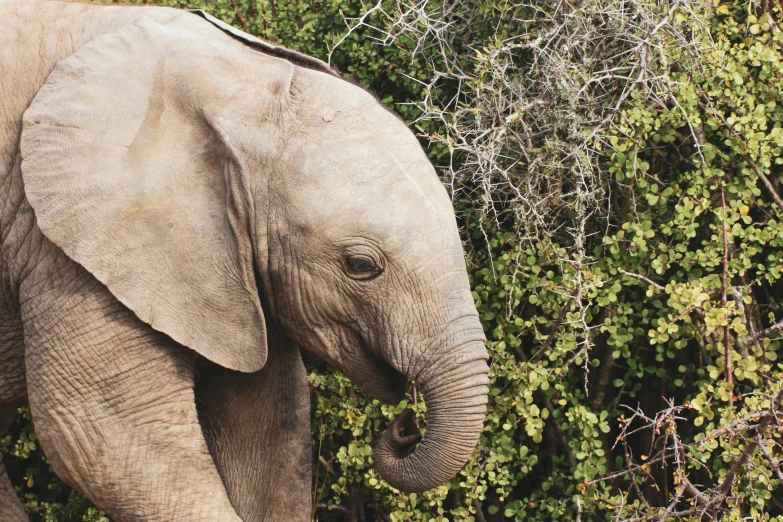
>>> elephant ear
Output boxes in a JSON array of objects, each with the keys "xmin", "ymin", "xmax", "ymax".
[{"xmin": 20, "ymin": 17, "xmax": 284, "ymax": 372}]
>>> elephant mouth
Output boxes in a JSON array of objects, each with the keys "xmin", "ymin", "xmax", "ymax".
[
  {"xmin": 356, "ymin": 349, "xmax": 407, "ymax": 405},
  {"xmin": 339, "ymin": 328, "xmax": 407, "ymax": 405}
]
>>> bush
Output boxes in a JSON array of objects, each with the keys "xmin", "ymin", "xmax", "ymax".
[{"xmin": 4, "ymin": 0, "xmax": 783, "ymax": 520}]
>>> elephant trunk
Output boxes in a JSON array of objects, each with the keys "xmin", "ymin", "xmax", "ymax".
[{"xmin": 374, "ymin": 339, "xmax": 489, "ymax": 492}]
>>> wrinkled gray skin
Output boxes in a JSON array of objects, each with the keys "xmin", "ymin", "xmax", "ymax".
[{"xmin": 0, "ymin": 0, "xmax": 489, "ymax": 520}]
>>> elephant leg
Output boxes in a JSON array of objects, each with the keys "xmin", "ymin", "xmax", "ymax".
[
  {"xmin": 19, "ymin": 255, "xmax": 242, "ymax": 522},
  {"xmin": 0, "ymin": 414, "xmax": 27, "ymax": 522},
  {"xmin": 197, "ymin": 329, "xmax": 311, "ymax": 522}
]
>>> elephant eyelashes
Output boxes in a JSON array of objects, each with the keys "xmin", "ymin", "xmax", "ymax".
[{"xmin": 343, "ymin": 255, "xmax": 383, "ymax": 281}]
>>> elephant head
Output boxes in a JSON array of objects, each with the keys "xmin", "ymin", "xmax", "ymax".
[{"xmin": 20, "ymin": 14, "xmax": 488, "ymax": 493}]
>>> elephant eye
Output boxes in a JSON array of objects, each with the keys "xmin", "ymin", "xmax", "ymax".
[{"xmin": 343, "ymin": 255, "xmax": 383, "ymax": 281}]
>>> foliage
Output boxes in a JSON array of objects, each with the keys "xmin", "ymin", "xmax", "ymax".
[
  {"xmin": 5, "ymin": 0, "xmax": 783, "ymax": 520},
  {"xmin": 2, "ymin": 409, "xmax": 109, "ymax": 522}
]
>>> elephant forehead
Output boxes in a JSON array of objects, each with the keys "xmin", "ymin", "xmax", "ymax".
[
  {"xmin": 285, "ymin": 184, "xmax": 462, "ymax": 265},
  {"xmin": 288, "ymin": 153, "xmax": 454, "ymax": 231},
  {"xmin": 288, "ymin": 128, "xmax": 446, "ymax": 204}
]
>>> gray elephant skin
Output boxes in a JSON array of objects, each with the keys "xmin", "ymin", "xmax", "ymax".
[{"xmin": 0, "ymin": 0, "xmax": 490, "ymax": 520}]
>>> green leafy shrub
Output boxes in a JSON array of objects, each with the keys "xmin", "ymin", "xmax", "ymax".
[{"xmin": 5, "ymin": 0, "xmax": 783, "ymax": 520}]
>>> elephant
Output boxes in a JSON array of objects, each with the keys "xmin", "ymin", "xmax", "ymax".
[{"xmin": 0, "ymin": 1, "xmax": 490, "ymax": 520}]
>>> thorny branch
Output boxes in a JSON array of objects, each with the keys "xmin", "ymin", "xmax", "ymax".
[
  {"xmin": 585, "ymin": 386, "xmax": 783, "ymax": 520},
  {"xmin": 335, "ymin": 0, "xmax": 709, "ymax": 373}
]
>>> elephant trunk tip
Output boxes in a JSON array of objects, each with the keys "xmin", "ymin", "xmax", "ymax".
[
  {"xmin": 374, "ymin": 409, "xmax": 430, "ymax": 492},
  {"xmin": 375, "ymin": 339, "xmax": 489, "ymax": 493},
  {"xmin": 382, "ymin": 409, "xmax": 422, "ymax": 452}
]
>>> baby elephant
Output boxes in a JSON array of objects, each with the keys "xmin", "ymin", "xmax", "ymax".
[{"xmin": 0, "ymin": 1, "xmax": 489, "ymax": 520}]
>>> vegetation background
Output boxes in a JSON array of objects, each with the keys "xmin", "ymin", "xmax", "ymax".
[{"xmin": 3, "ymin": 0, "xmax": 783, "ymax": 520}]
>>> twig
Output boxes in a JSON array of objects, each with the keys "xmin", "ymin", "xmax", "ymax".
[
  {"xmin": 681, "ymin": 475, "xmax": 707, "ymax": 507},
  {"xmin": 316, "ymin": 502, "xmax": 356, "ymax": 521},
  {"xmin": 741, "ymin": 316, "xmax": 783, "ymax": 349},
  {"xmin": 755, "ymin": 431, "xmax": 783, "ymax": 484},
  {"xmin": 327, "ymin": 0, "xmax": 384, "ymax": 65},
  {"xmin": 472, "ymin": 499, "xmax": 487, "ymax": 522},
  {"xmin": 619, "ymin": 269, "xmax": 665, "ymax": 292},
  {"xmin": 743, "ymin": 153, "xmax": 783, "ymax": 213},
  {"xmin": 529, "ymin": 298, "xmax": 574, "ymax": 363},
  {"xmin": 719, "ymin": 183, "xmax": 733, "ymax": 407}
]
